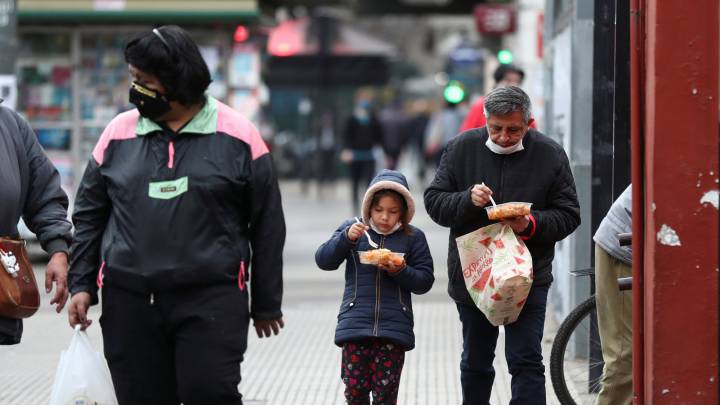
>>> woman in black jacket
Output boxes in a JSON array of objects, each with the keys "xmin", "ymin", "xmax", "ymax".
[
  {"xmin": 0, "ymin": 103, "xmax": 72, "ymax": 345},
  {"xmin": 316, "ymin": 170, "xmax": 434, "ymax": 404},
  {"xmin": 66, "ymin": 26, "xmax": 285, "ymax": 404}
]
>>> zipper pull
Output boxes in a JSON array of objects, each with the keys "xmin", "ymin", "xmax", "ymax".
[
  {"xmin": 149, "ymin": 293, "xmax": 155, "ymax": 305},
  {"xmin": 167, "ymin": 141, "xmax": 175, "ymax": 169}
]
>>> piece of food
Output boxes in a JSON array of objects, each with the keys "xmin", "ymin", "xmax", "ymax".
[
  {"xmin": 389, "ymin": 255, "xmax": 405, "ymax": 267},
  {"xmin": 358, "ymin": 248, "xmax": 405, "ymax": 267},
  {"xmin": 362, "ymin": 248, "xmax": 391, "ymax": 263},
  {"xmin": 486, "ymin": 202, "xmax": 532, "ymax": 220}
]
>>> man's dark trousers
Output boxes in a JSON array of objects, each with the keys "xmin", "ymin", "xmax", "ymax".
[{"xmin": 456, "ymin": 283, "xmax": 550, "ymax": 405}]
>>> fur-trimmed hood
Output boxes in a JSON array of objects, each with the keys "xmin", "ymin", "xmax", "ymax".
[{"xmin": 361, "ymin": 170, "xmax": 415, "ymax": 224}]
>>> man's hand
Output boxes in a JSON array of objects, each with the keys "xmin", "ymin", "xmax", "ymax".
[
  {"xmin": 470, "ymin": 183, "xmax": 494, "ymax": 207},
  {"xmin": 347, "ymin": 223, "xmax": 368, "ymax": 242},
  {"xmin": 45, "ymin": 252, "xmax": 69, "ymax": 313},
  {"xmin": 502, "ymin": 215, "xmax": 531, "ymax": 234},
  {"xmin": 67, "ymin": 292, "xmax": 93, "ymax": 330},
  {"xmin": 254, "ymin": 318, "xmax": 284, "ymax": 338}
]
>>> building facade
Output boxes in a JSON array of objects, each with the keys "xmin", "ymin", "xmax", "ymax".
[{"xmin": 14, "ymin": 0, "xmax": 261, "ymax": 202}]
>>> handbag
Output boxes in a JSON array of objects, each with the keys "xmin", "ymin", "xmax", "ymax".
[{"xmin": 0, "ymin": 237, "xmax": 40, "ymax": 319}]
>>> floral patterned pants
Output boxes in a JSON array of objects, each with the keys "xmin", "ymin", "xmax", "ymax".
[{"xmin": 341, "ymin": 340, "xmax": 406, "ymax": 405}]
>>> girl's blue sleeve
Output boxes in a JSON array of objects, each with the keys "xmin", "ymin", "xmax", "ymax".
[
  {"xmin": 391, "ymin": 229, "xmax": 435, "ymax": 294},
  {"xmin": 315, "ymin": 219, "xmax": 357, "ymax": 270}
]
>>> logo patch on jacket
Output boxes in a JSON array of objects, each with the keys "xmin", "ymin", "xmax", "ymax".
[{"xmin": 148, "ymin": 177, "xmax": 188, "ymax": 200}]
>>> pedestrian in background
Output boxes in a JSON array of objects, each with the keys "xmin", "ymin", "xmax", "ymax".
[
  {"xmin": 66, "ymin": 25, "xmax": 286, "ymax": 405},
  {"xmin": 593, "ymin": 184, "xmax": 633, "ymax": 405},
  {"xmin": 424, "ymin": 99, "xmax": 465, "ymax": 168},
  {"xmin": 315, "ymin": 169, "xmax": 434, "ymax": 404},
  {"xmin": 0, "ymin": 101, "xmax": 72, "ymax": 345},
  {"xmin": 378, "ymin": 99, "xmax": 410, "ymax": 171},
  {"xmin": 340, "ymin": 96, "xmax": 384, "ymax": 214},
  {"xmin": 424, "ymin": 86, "xmax": 580, "ymax": 404},
  {"xmin": 460, "ymin": 64, "xmax": 536, "ymax": 132},
  {"xmin": 407, "ymin": 99, "xmax": 432, "ymax": 184},
  {"xmin": 315, "ymin": 110, "xmax": 339, "ymax": 199}
]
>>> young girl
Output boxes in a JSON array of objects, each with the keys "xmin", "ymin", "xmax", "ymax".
[{"xmin": 315, "ymin": 169, "xmax": 434, "ymax": 404}]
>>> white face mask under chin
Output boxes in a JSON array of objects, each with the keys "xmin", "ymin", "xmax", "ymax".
[
  {"xmin": 486, "ymin": 137, "xmax": 525, "ymax": 154},
  {"xmin": 369, "ymin": 219, "xmax": 402, "ymax": 235}
]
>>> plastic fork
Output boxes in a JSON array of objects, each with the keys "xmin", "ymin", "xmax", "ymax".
[
  {"xmin": 355, "ymin": 217, "xmax": 379, "ymax": 248},
  {"xmin": 481, "ymin": 182, "xmax": 497, "ymax": 207}
]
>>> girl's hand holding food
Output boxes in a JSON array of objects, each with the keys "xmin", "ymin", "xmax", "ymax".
[
  {"xmin": 378, "ymin": 256, "xmax": 406, "ymax": 274},
  {"xmin": 347, "ymin": 222, "xmax": 369, "ymax": 242}
]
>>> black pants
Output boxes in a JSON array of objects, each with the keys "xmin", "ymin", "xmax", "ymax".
[
  {"xmin": 0, "ymin": 316, "xmax": 21, "ymax": 345},
  {"xmin": 349, "ymin": 160, "xmax": 376, "ymax": 214},
  {"xmin": 100, "ymin": 284, "xmax": 250, "ymax": 405},
  {"xmin": 456, "ymin": 284, "xmax": 550, "ymax": 405}
]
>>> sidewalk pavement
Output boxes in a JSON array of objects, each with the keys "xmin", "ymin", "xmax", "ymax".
[{"xmin": 0, "ymin": 177, "xmax": 562, "ymax": 405}]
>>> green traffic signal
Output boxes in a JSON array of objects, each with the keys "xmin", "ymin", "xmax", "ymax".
[
  {"xmin": 443, "ymin": 81, "xmax": 465, "ymax": 104},
  {"xmin": 498, "ymin": 49, "xmax": 513, "ymax": 64}
]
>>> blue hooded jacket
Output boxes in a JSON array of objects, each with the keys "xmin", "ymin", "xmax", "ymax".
[{"xmin": 315, "ymin": 170, "xmax": 434, "ymax": 350}]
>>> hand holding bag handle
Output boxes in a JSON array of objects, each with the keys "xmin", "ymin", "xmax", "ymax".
[{"xmin": 0, "ymin": 237, "xmax": 40, "ymax": 319}]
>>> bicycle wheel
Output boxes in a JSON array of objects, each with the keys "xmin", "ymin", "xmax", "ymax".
[{"xmin": 550, "ymin": 296, "xmax": 604, "ymax": 405}]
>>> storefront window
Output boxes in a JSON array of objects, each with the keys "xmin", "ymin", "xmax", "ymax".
[
  {"xmin": 78, "ymin": 33, "xmax": 135, "ymax": 162},
  {"xmin": 16, "ymin": 33, "xmax": 73, "ymax": 151},
  {"xmin": 16, "ymin": 26, "xmax": 254, "ymax": 199},
  {"xmin": 80, "ymin": 34, "xmax": 133, "ymax": 124}
]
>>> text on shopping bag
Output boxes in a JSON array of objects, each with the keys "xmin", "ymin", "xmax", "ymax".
[{"xmin": 456, "ymin": 223, "xmax": 533, "ymax": 326}]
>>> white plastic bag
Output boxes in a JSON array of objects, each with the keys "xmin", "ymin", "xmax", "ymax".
[
  {"xmin": 456, "ymin": 223, "xmax": 534, "ymax": 326},
  {"xmin": 49, "ymin": 325, "xmax": 118, "ymax": 405}
]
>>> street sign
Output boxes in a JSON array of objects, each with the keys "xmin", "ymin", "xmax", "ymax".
[
  {"xmin": 449, "ymin": 45, "xmax": 484, "ymax": 66},
  {"xmin": 474, "ymin": 4, "xmax": 516, "ymax": 36}
]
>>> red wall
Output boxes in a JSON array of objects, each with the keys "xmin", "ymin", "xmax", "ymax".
[{"xmin": 639, "ymin": 0, "xmax": 719, "ymax": 402}]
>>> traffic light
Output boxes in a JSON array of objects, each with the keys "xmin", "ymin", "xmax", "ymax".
[
  {"xmin": 497, "ymin": 49, "xmax": 513, "ymax": 64},
  {"xmin": 443, "ymin": 80, "xmax": 465, "ymax": 104}
]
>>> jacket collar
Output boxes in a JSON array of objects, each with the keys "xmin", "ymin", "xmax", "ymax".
[{"xmin": 136, "ymin": 96, "xmax": 218, "ymax": 136}]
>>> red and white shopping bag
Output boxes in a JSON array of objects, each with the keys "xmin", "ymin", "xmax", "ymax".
[{"xmin": 456, "ymin": 223, "xmax": 533, "ymax": 326}]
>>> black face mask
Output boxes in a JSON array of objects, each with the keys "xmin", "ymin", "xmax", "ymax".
[{"xmin": 129, "ymin": 82, "xmax": 172, "ymax": 120}]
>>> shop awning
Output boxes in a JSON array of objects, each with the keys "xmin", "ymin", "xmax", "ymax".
[{"xmin": 18, "ymin": 0, "xmax": 258, "ymax": 23}]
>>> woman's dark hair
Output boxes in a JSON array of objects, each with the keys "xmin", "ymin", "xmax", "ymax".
[
  {"xmin": 124, "ymin": 25, "xmax": 211, "ymax": 106},
  {"xmin": 370, "ymin": 189, "xmax": 411, "ymax": 234}
]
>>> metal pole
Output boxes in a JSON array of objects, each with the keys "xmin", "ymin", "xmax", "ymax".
[
  {"xmin": 629, "ymin": 0, "xmax": 645, "ymax": 402},
  {"xmin": 613, "ymin": 0, "xmax": 631, "ymax": 195},
  {"xmin": 591, "ymin": 0, "xmax": 617, "ymax": 235},
  {"xmin": 590, "ymin": 0, "xmax": 617, "ymax": 390}
]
